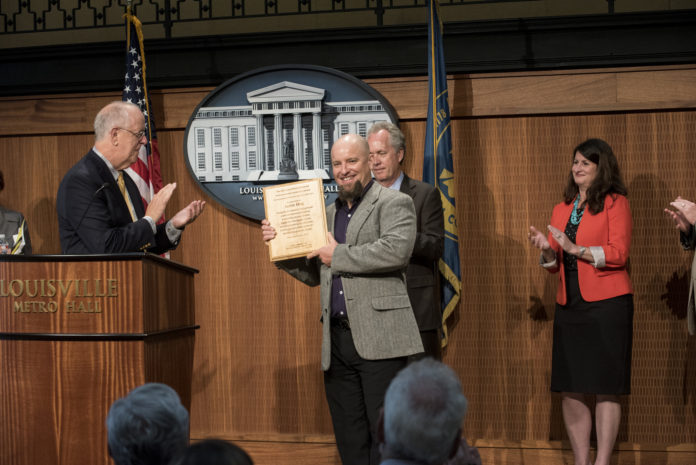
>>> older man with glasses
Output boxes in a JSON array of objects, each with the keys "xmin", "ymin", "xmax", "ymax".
[{"xmin": 57, "ymin": 101, "xmax": 205, "ymax": 254}]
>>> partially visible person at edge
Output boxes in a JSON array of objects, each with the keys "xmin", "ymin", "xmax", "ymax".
[
  {"xmin": 56, "ymin": 101, "xmax": 205, "ymax": 254},
  {"xmin": 0, "ymin": 169, "xmax": 32, "ymax": 254},
  {"xmin": 367, "ymin": 122, "xmax": 445, "ymax": 360},
  {"xmin": 528, "ymin": 138, "xmax": 633, "ymax": 465},
  {"xmin": 665, "ymin": 193, "xmax": 696, "ymax": 335}
]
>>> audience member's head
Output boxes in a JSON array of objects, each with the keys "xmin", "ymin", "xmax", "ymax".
[
  {"xmin": 174, "ymin": 439, "xmax": 253, "ymax": 465},
  {"xmin": 380, "ymin": 358, "xmax": 468, "ymax": 465},
  {"xmin": 106, "ymin": 382, "xmax": 190, "ymax": 465}
]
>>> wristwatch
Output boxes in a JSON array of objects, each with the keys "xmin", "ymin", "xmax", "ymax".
[{"xmin": 577, "ymin": 246, "xmax": 587, "ymax": 258}]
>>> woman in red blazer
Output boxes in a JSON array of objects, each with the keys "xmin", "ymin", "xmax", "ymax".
[{"xmin": 529, "ymin": 139, "xmax": 633, "ymax": 465}]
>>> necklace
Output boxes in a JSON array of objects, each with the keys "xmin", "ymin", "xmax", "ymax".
[{"xmin": 570, "ymin": 196, "xmax": 585, "ymax": 225}]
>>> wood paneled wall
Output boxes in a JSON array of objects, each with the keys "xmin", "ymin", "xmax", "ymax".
[{"xmin": 1, "ymin": 64, "xmax": 696, "ymax": 465}]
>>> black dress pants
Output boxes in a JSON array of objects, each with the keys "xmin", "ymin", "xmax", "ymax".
[
  {"xmin": 324, "ymin": 322, "xmax": 407, "ymax": 465},
  {"xmin": 408, "ymin": 328, "xmax": 441, "ymax": 362}
]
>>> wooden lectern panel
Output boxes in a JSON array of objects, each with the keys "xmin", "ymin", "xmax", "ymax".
[
  {"xmin": 0, "ymin": 255, "xmax": 197, "ymax": 465},
  {"xmin": 0, "ymin": 339, "xmax": 145, "ymax": 464},
  {"xmin": 0, "ymin": 255, "xmax": 195, "ymax": 334}
]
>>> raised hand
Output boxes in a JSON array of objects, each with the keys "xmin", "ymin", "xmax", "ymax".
[{"xmin": 170, "ymin": 200, "xmax": 206, "ymax": 229}]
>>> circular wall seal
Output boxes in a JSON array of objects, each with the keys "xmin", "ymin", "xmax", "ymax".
[{"xmin": 183, "ymin": 64, "xmax": 398, "ymax": 220}]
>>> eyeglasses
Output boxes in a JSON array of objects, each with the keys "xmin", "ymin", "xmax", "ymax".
[{"xmin": 116, "ymin": 127, "xmax": 147, "ymax": 139}]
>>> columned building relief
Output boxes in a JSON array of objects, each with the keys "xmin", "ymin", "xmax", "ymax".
[{"xmin": 187, "ymin": 81, "xmax": 391, "ymax": 182}]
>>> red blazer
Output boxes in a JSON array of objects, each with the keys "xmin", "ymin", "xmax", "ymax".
[{"xmin": 546, "ymin": 194, "xmax": 633, "ymax": 305}]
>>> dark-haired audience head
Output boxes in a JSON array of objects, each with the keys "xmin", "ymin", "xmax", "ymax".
[
  {"xmin": 106, "ymin": 382, "xmax": 190, "ymax": 465},
  {"xmin": 563, "ymin": 137, "xmax": 627, "ymax": 213},
  {"xmin": 380, "ymin": 358, "xmax": 468, "ymax": 465},
  {"xmin": 174, "ymin": 439, "xmax": 253, "ymax": 465}
]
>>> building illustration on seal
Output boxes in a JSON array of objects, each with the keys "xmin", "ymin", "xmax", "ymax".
[{"xmin": 186, "ymin": 81, "xmax": 391, "ymax": 182}]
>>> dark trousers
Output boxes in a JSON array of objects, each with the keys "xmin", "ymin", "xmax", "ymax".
[
  {"xmin": 408, "ymin": 328, "xmax": 442, "ymax": 362},
  {"xmin": 324, "ymin": 323, "xmax": 407, "ymax": 465}
]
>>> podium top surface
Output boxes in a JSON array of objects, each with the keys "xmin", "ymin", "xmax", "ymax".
[{"xmin": 0, "ymin": 252, "xmax": 199, "ymax": 274}]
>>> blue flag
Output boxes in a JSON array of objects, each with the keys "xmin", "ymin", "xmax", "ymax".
[{"xmin": 423, "ymin": 0, "xmax": 461, "ymax": 346}]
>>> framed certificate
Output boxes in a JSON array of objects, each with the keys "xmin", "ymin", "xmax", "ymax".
[{"xmin": 263, "ymin": 178, "xmax": 329, "ymax": 261}]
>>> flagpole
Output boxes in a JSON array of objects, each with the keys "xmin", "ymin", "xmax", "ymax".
[{"xmin": 122, "ymin": 1, "xmax": 163, "ymax": 206}]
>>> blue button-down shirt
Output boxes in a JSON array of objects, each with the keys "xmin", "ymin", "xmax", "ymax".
[
  {"xmin": 330, "ymin": 180, "xmax": 374, "ymax": 318},
  {"xmin": 385, "ymin": 171, "xmax": 405, "ymax": 191}
]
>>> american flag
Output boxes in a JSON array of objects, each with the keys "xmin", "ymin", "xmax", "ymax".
[{"xmin": 123, "ymin": 8, "xmax": 163, "ymax": 211}]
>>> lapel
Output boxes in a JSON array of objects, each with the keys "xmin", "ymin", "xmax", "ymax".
[
  {"xmin": 558, "ymin": 200, "xmax": 574, "ymax": 224},
  {"xmin": 551, "ymin": 201, "xmax": 573, "ymax": 253},
  {"xmin": 399, "ymin": 174, "xmax": 416, "ymax": 200},
  {"xmin": 86, "ymin": 150, "xmax": 117, "ymax": 190},
  {"xmin": 327, "ymin": 203, "xmax": 336, "ymax": 234},
  {"xmin": 86, "ymin": 150, "xmax": 144, "ymax": 220},
  {"xmin": 573, "ymin": 197, "xmax": 606, "ymax": 243},
  {"xmin": 122, "ymin": 171, "xmax": 146, "ymax": 218},
  {"xmin": 345, "ymin": 182, "xmax": 380, "ymax": 244}
]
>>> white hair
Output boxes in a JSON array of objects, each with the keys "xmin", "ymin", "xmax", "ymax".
[
  {"xmin": 367, "ymin": 121, "xmax": 406, "ymax": 154},
  {"xmin": 383, "ymin": 359, "xmax": 468, "ymax": 465},
  {"xmin": 94, "ymin": 101, "xmax": 139, "ymax": 141},
  {"xmin": 106, "ymin": 383, "xmax": 190, "ymax": 465}
]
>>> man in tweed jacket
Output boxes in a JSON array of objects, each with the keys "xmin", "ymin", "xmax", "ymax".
[{"xmin": 262, "ymin": 134, "xmax": 422, "ymax": 465}]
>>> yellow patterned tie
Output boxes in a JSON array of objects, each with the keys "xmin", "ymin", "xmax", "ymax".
[{"xmin": 117, "ymin": 171, "xmax": 138, "ymax": 222}]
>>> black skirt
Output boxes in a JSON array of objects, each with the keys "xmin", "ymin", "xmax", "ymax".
[{"xmin": 551, "ymin": 270, "xmax": 634, "ymax": 395}]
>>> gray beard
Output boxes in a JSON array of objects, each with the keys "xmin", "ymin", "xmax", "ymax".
[{"xmin": 337, "ymin": 179, "xmax": 364, "ymax": 203}]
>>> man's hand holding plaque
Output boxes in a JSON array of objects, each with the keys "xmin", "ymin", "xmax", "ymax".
[{"xmin": 262, "ymin": 178, "xmax": 329, "ymax": 261}]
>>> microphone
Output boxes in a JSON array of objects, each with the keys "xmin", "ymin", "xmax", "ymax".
[{"xmin": 75, "ymin": 182, "xmax": 110, "ymax": 231}]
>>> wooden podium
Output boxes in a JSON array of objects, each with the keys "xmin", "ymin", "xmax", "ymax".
[{"xmin": 0, "ymin": 254, "xmax": 198, "ymax": 465}]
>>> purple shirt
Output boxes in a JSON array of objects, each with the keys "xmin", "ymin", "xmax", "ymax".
[{"xmin": 330, "ymin": 180, "xmax": 374, "ymax": 318}]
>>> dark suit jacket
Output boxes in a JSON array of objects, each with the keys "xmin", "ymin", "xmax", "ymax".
[
  {"xmin": 400, "ymin": 175, "xmax": 444, "ymax": 331},
  {"xmin": 56, "ymin": 149, "xmax": 177, "ymax": 254}
]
